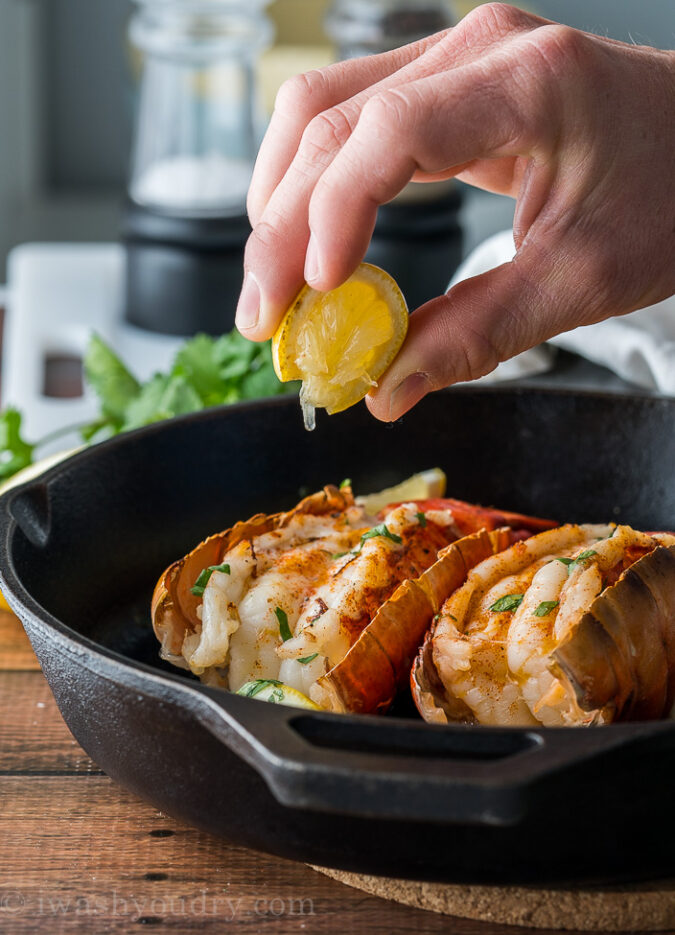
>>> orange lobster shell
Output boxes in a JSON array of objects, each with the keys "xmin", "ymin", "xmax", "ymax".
[{"xmin": 151, "ymin": 484, "xmax": 556, "ymax": 714}]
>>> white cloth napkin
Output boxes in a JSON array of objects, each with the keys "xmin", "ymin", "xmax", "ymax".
[{"xmin": 450, "ymin": 230, "xmax": 675, "ymax": 393}]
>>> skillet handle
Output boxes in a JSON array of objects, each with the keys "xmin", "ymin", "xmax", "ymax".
[{"xmin": 192, "ymin": 687, "xmax": 672, "ymax": 826}]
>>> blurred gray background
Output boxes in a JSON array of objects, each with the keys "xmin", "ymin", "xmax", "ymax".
[{"xmin": 0, "ymin": 0, "xmax": 673, "ymax": 278}]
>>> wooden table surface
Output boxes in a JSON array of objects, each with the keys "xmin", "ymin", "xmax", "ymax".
[{"xmin": 1, "ymin": 608, "xmax": 534, "ymax": 934}]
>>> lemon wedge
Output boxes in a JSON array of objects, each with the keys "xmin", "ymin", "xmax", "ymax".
[
  {"xmin": 357, "ymin": 468, "xmax": 447, "ymax": 516},
  {"xmin": 237, "ymin": 679, "xmax": 321, "ymax": 710},
  {"xmin": 272, "ymin": 263, "xmax": 408, "ymax": 430}
]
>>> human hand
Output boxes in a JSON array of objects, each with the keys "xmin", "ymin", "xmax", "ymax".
[{"xmin": 237, "ymin": 3, "xmax": 675, "ymax": 420}]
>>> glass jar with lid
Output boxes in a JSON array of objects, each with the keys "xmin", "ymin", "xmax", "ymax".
[{"xmin": 124, "ymin": 0, "xmax": 274, "ymax": 335}]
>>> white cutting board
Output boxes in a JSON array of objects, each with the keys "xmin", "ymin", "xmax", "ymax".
[{"xmin": 3, "ymin": 243, "xmax": 184, "ymax": 451}]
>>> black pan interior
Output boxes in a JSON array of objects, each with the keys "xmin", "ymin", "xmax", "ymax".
[{"xmin": 7, "ymin": 386, "xmax": 675, "ymax": 673}]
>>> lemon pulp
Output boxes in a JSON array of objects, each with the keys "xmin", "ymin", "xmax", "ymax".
[{"xmin": 273, "ymin": 264, "xmax": 408, "ymax": 430}]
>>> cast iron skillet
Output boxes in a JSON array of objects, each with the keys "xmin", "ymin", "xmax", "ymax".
[{"xmin": 1, "ymin": 386, "xmax": 675, "ymax": 885}]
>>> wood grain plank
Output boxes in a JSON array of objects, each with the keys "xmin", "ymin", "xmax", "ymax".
[
  {"xmin": 0, "ymin": 653, "xmax": 514, "ymax": 933},
  {"xmin": 0, "ymin": 610, "xmax": 39, "ymax": 671},
  {"xmin": 0, "ymin": 775, "xmax": 520, "ymax": 935},
  {"xmin": 0, "ymin": 593, "xmax": 576, "ymax": 933},
  {"xmin": 0, "ymin": 671, "xmax": 101, "ymax": 774}
]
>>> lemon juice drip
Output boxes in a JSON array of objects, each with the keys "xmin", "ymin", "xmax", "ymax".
[{"xmin": 300, "ymin": 384, "xmax": 316, "ymax": 432}]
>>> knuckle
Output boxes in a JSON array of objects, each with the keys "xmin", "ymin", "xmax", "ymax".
[
  {"xmin": 461, "ymin": 2, "xmax": 527, "ymax": 44},
  {"xmin": 274, "ymin": 70, "xmax": 326, "ymax": 119},
  {"xmin": 457, "ymin": 325, "xmax": 501, "ymax": 382},
  {"xmin": 360, "ymin": 90, "xmax": 407, "ymax": 136},
  {"xmin": 300, "ymin": 108, "xmax": 354, "ymax": 163},
  {"xmin": 245, "ymin": 218, "xmax": 285, "ymax": 262},
  {"xmin": 525, "ymin": 24, "xmax": 590, "ymax": 77},
  {"xmin": 435, "ymin": 292, "xmax": 501, "ymax": 384}
]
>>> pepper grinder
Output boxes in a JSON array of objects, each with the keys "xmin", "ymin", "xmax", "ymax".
[
  {"xmin": 123, "ymin": 0, "xmax": 274, "ymax": 336},
  {"xmin": 325, "ymin": 0, "xmax": 463, "ymax": 311}
]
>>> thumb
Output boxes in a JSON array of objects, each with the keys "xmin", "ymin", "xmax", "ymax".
[{"xmin": 366, "ymin": 245, "xmax": 591, "ymax": 422}]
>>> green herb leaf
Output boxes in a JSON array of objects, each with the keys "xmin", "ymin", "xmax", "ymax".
[
  {"xmin": 190, "ymin": 562, "xmax": 231, "ymax": 597},
  {"xmin": 123, "ymin": 373, "xmax": 203, "ymax": 431},
  {"xmin": 173, "ymin": 333, "xmax": 231, "ymax": 403},
  {"xmin": 268, "ymin": 688, "xmax": 285, "ymax": 704},
  {"xmin": 416, "ymin": 511, "xmax": 427, "ymax": 527},
  {"xmin": 556, "ymin": 550, "xmax": 598, "ymax": 575},
  {"xmin": 352, "ymin": 523, "xmax": 403, "ymax": 556},
  {"xmin": 0, "ymin": 409, "xmax": 35, "ymax": 480},
  {"xmin": 276, "ymin": 607, "xmax": 293, "ymax": 642},
  {"xmin": 448, "ymin": 613, "xmax": 458, "ymax": 622},
  {"xmin": 534, "ymin": 600, "xmax": 559, "ymax": 617},
  {"xmin": 84, "ymin": 334, "xmax": 141, "ymax": 425},
  {"xmin": 575, "ymin": 549, "xmax": 598, "ymax": 564},
  {"xmin": 80, "ymin": 418, "xmax": 113, "ymax": 444},
  {"xmin": 298, "ymin": 653, "xmax": 319, "ymax": 665},
  {"xmin": 490, "ymin": 593, "xmax": 524, "ymax": 613},
  {"xmin": 339, "ymin": 478, "xmax": 352, "ymax": 490},
  {"xmin": 237, "ymin": 679, "xmax": 283, "ymax": 699}
]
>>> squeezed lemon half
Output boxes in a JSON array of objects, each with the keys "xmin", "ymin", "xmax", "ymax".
[
  {"xmin": 272, "ymin": 263, "xmax": 408, "ymax": 430},
  {"xmin": 236, "ymin": 679, "xmax": 321, "ymax": 710}
]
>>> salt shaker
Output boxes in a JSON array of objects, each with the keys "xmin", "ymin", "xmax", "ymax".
[{"xmin": 123, "ymin": 0, "xmax": 274, "ymax": 336}]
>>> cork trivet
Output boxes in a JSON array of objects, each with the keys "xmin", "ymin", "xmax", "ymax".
[{"xmin": 313, "ymin": 866, "xmax": 675, "ymax": 931}]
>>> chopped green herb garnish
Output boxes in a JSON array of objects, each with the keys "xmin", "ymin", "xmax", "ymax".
[
  {"xmin": 190, "ymin": 562, "xmax": 231, "ymax": 596},
  {"xmin": 339, "ymin": 478, "xmax": 352, "ymax": 490},
  {"xmin": 534, "ymin": 600, "xmax": 559, "ymax": 617},
  {"xmin": 416, "ymin": 511, "xmax": 427, "ymax": 528},
  {"xmin": 556, "ymin": 550, "xmax": 598, "ymax": 575},
  {"xmin": 332, "ymin": 551, "xmax": 349, "ymax": 559},
  {"xmin": 575, "ymin": 549, "xmax": 598, "ymax": 563},
  {"xmin": 298, "ymin": 653, "xmax": 319, "ymax": 665},
  {"xmin": 276, "ymin": 607, "xmax": 293, "ymax": 642},
  {"xmin": 237, "ymin": 679, "xmax": 283, "ymax": 699},
  {"xmin": 268, "ymin": 688, "xmax": 285, "ymax": 704},
  {"xmin": 490, "ymin": 593, "xmax": 524, "ymax": 613},
  {"xmin": 352, "ymin": 523, "xmax": 402, "ymax": 556},
  {"xmin": 448, "ymin": 613, "xmax": 458, "ymax": 622}
]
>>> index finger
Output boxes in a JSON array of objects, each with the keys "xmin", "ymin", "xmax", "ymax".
[{"xmin": 248, "ymin": 33, "xmax": 448, "ymax": 227}]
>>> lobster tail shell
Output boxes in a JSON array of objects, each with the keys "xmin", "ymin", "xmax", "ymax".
[
  {"xmin": 314, "ymin": 527, "xmax": 512, "ymax": 714},
  {"xmin": 151, "ymin": 485, "xmax": 353, "ymax": 661},
  {"xmin": 552, "ymin": 545, "xmax": 675, "ymax": 721}
]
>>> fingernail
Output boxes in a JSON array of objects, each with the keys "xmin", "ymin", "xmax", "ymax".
[
  {"xmin": 236, "ymin": 273, "xmax": 260, "ymax": 332},
  {"xmin": 305, "ymin": 234, "xmax": 321, "ymax": 285},
  {"xmin": 388, "ymin": 373, "xmax": 431, "ymax": 421}
]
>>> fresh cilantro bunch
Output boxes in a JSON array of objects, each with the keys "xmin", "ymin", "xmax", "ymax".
[{"xmin": 0, "ymin": 331, "xmax": 297, "ymax": 481}]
